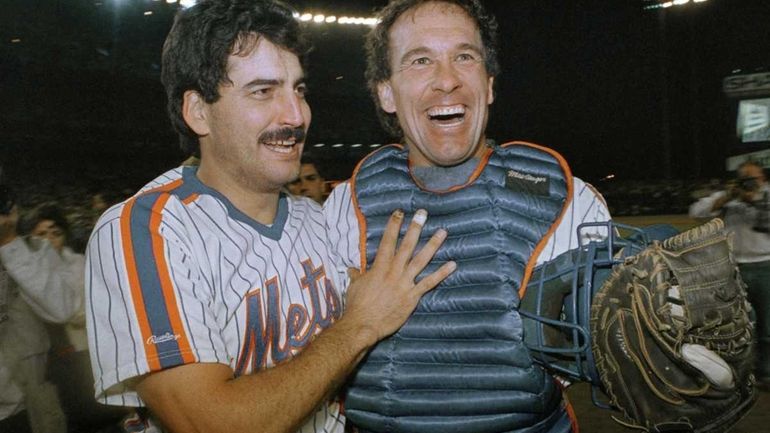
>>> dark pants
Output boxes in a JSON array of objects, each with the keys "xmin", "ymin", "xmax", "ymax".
[
  {"xmin": 0, "ymin": 410, "xmax": 33, "ymax": 433},
  {"xmin": 740, "ymin": 260, "xmax": 770, "ymax": 379},
  {"xmin": 47, "ymin": 349, "xmax": 128, "ymax": 433}
]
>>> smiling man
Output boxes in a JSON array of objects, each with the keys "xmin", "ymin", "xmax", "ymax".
[
  {"xmin": 324, "ymin": 1, "xmax": 611, "ymax": 432},
  {"xmin": 84, "ymin": 1, "xmax": 456, "ymax": 433}
]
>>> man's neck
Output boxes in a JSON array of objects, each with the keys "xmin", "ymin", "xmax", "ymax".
[
  {"xmin": 411, "ymin": 157, "xmax": 481, "ymax": 191},
  {"xmin": 196, "ymin": 164, "xmax": 280, "ymax": 226}
]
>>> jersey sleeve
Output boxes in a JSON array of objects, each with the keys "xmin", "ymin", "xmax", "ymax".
[
  {"xmin": 86, "ymin": 193, "xmax": 226, "ymax": 407},
  {"xmin": 536, "ymin": 177, "xmax": 612, "ymax": 265},
  {"xmin": 323, "ymin": 181, "xmax": 361, "ymax": 285}
]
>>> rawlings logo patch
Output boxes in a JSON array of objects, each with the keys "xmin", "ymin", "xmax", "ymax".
[{"xmin": 505, "ymin": 170, "xmax": 550, "ymax": 196}]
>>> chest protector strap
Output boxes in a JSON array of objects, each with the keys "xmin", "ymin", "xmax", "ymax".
[{"xmin": 345, "ymin": 142, "xmax": 574, "ymax": 433}]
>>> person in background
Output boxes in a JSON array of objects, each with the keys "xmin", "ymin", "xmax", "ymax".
[
  {"xmin": 690, "ymin": 160, "xmax": 770, "ymax": 390},
  {"xmin": 287, "ymin": 156, "xmax": 327, "ymax": 204},
  {"xmin": 0, "ymin": 202, "xmax": 76, "ymax": 433},
  {"xmin": 26, "ymin": 204, "xmax": 129, "ymax": 433}
]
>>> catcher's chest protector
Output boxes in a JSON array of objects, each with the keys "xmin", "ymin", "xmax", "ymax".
[{"xmin": 346, "ymin": 143, "xmax": 573, "ymax": 433}]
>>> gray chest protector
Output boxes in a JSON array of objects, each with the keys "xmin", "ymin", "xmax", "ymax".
[{"xmin": 345, "ymin": 142, "xmax": 574, "ymax": 433}]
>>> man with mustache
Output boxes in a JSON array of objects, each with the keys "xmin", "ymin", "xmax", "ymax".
[
  {"xmin": 85, "ymin": 1, "xmax": 454, "ymax": 433},
  {"xmin": 324, "ymin": 1, "xmax": 610, "ymax": 432}
]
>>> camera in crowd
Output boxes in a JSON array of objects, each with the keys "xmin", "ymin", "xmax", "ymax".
[{"xmin": 736, "ymin": 176, "xmax": 761, "ymax": 193}]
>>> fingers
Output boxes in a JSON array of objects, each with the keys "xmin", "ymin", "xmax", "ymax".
[
  {"xmin": 372, "ymin": 209, "xmax": 404, "ymax": 264},
  {"xmin": 414, "ymin": 260, "xmax": 456, "ymax": 295},
  {"xmin": 393, "ymin": 209, "xmax": 428, "ymax": 267},
  {"xmin": 407, "ymin": 227, "xmax": 447, "ymax": 274}
]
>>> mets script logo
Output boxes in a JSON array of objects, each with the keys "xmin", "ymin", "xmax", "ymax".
[
  {"xmin": 146, "ymin": 332, "xmax": 180, "ymax": 345},
  {"xmin": 235, "ymin": 259, "xmax": 342, "ymax": 374}
]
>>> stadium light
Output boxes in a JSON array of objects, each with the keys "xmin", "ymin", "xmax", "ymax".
[
  {"xmin": 158, "ymin": 3, "xmax": 379, "ymax": 24},
  {"xmin": 313, "ymin": 143, "xmax": 326, "ymax": 148},
  {"xmin": 643, "ymin": 0, "xmax": 707, "ymax": 9},
  {"xmin": 332, "ymin": 143, "xmax": 344, "ymax": 148}
]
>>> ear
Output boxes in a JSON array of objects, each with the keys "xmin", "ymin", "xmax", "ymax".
[
  {"xmin": 486, "ymin": 76, "xmax": 495, "ymax": 105},
  {"xmin": 182, "ymin": 90, "xmax": 210, "ymax": 136},
  {"xmin": 377, "ymin": 81, "xmax": 397, "ymax": 114}
]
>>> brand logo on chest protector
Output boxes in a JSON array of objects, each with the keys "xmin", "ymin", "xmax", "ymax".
[{"xmin": 506, "ymin": 170, "xmax": 550, "ymax": 196}]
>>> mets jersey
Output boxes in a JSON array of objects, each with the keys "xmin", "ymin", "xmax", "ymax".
[{"xmin": 86, "ymin": 166, "xmax": 346, "ymax": 433}]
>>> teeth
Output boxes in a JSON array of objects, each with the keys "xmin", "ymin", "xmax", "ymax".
[
  {"xmin": 428, "ymin": 105, "xmax": 465, "ymax": 117},
  {"xmin": 267, "ymin": 144, "xmax": 293, "ymax": 153},
  {"xmin": 264, "ymin": 139, "xmax": 296, "ymax": 147}
]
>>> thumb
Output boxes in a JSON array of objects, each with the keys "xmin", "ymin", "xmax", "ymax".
[{"xmin": 347, "ymin": 268, "xmax": 361, "ymax": 283}]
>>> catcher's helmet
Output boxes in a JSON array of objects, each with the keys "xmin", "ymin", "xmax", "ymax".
[{"xmin": 519, "ymin": 221, "xmax": 678, "ymax": 388}]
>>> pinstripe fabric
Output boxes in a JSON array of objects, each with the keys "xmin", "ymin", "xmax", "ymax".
[{"xmin": 86, "ymin": 166, "xmax": 346, "ymax": 433}]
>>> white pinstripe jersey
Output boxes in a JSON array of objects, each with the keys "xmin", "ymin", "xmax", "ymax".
[
  {"xmin": 86, "ymin": 166, "xmax": 346, "ymax": 433},
  {"xmin": 323, "ymin": 173, "xmax": 611, "ymax": 276}
]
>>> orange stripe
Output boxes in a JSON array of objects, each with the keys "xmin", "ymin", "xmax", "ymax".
[
  {"xmin": 350, "ymin": 144, "xmax": 402, "ymax": 271},
  {"xmin": 149, "ymin": 193, "xmax": 195, "ymax": 364},
  {"xmin": 120, "ymin": 198, "xmax": 161, "ymax": 371},
  {"xmin": 563, "ymin": 390, "xmax": 580, "ymax": 433},
  {"xmin": 553, "ymin": 379, "xmax": 580, "ymax": 432},
  {"xmin": 182, "ymin": 193, "xmax": 199, "ymax": 205},
  {"xmin": 121, "ymin": 177, "xmax": 186, "ymax": 371},
  {"xmin": 502, "ymin": 141, "xmax": 574, "ymax": 300}
]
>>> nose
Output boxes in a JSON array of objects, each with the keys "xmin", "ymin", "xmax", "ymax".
[
  {"xmin": 278, "ymin": 91, "xmax": 307, "ymax": 127},
  {"xmin": 431, "ymin": 60, "xmax": 462, "ymax": 94}
]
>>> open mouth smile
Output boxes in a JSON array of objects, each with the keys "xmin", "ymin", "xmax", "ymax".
[
  {"xmin": 427, "ymin": 104, "xmax": 466, "ymax": 126},
  {"xmin": 262, "ymin": 138, "xmax": 298, "ymax": 154}
]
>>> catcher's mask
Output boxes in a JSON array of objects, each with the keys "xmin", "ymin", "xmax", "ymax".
[{"xmin": 519, "ymin": 221, "xmax": 678, "ymax": 389}]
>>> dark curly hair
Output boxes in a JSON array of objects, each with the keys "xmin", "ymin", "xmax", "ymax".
[
  {"xmin": 161, "ymin": 0, "xmax": 310, "ymax": 157},
  {"xmin": 365, "ymin": 0, "xmax": 500, "ymax": 138},
  {"xmin": 25, "ymin": 204, "xmax": 71, "ymax": 240}
]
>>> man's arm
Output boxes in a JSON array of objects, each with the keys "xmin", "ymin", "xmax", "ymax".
[
  {"xmin": 134, "ymin": 210, "xmax": 454, "ymax": 433},
  {"xmin": 689, "ymin": 190, "xmax": 729, "ymax": 219}
]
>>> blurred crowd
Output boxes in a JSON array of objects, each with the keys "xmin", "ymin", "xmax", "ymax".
[
  {"xmin": 8, "ymin": 168, "xmax": 736, "ymax": 236},
  {"xmin": 597, "ymin": 178, "xmax": 726, "ymax": 216}
]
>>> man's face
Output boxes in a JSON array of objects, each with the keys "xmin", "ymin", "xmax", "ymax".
[
  {"xmin": 737, "ymin": 164, "xmax": 767, "ymax": 201},
  {"xmin": 377, "ymin": 1, "xmax": 494, "ymax": 167},
  {"xmin": 193, "ymin": 37, "xmax": 310, "ymax": 193},
  {"xmin": 32, "ymin": 219, "xmax": 65, "ymax": 253},
  {"xmin": 287, "ymin": 163, "xmax": 325, "ymax": 203}
]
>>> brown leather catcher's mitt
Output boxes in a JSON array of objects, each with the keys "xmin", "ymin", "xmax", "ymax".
[{"xmin": 590, "ymin": 219, "xmax": 757, "ymax": 432}]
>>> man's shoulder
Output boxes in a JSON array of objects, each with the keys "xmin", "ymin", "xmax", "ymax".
[{"xmin": 90, "ymin": 167, "xmax": 191, "ymax": 235}]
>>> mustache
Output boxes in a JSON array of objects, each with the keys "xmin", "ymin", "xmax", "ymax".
[{"xmin": 258, "ymin": 127, "xmax": 306, "ymax": 144}]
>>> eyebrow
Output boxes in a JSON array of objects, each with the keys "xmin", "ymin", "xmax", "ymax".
[
  {"xmin": 243, "ymin": 76, "xmax": 307, "ymax": 89},
  {"xmin": 398, "ymin": 43, "xmax": 485, "ymax": 64}
]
